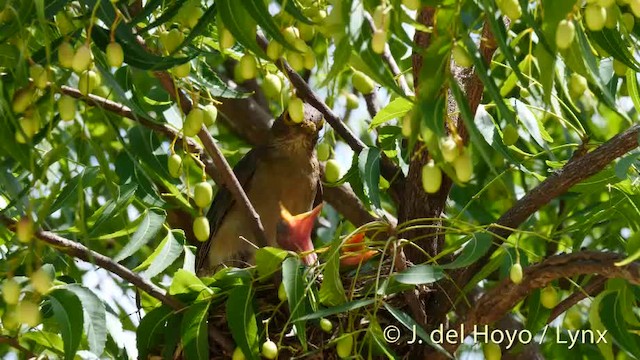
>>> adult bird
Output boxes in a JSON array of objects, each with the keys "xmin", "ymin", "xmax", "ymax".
[{"xmin": 196, "ymin": 103, "xmax": 324, "ymax": 274}]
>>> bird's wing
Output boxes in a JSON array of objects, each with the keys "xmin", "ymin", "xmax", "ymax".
[{"xmin": 196, "ymin": 148, "xmax": 260, "ymax": 271}]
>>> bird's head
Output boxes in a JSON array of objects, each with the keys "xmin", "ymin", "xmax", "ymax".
[
  {"xmin": 270, "ymin": 102, "xmax": 324, "ymax": 153},
  {"xmin": 276, "ymin": 203, "xmax": 323, "ymax": 265}
]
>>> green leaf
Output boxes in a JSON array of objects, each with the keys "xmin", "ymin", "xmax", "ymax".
[
  {"xmin": 588, "ymin": 29, "xmax": 640, "ymax": 71},
  {"xmin": 383, "ymin": 304, "xmax": 452, "ymax": 358},
  {"xmin": 358, "ymin": 147, "xmax": 382, "ymax": 211},
  {"xmin": 217, "ymin": 0, "xmax": 265, "ymax": 58},
  {"xmin": 589, "ymin": 291, "xmax": 615, "ymax": 360},
  {"xmin": 370, "ymin": 97, "xmax": 413, "ymax": 129},
  {"xmin": 275, "ymin": 0, "xmax": 313, "ymax": 24},
  {"xmin": 282, "ymin": 257, "xmax": 310, "ymax": 349},
  {"xmin": 20, "ymin": 331, "xmax": 64, "ymax": 354},
  {"xmin": 393, "ymin": 265, "xmax": 444, "ymax": 285},
  {"xmin": 135, "ymin": 229, "xmax": 185, "ymax": 279},
  {"xmin": 136, "ymin": 305, "xmax": 174, "ymax": 359},
  {"xmin": 440, "ymin": 233, "xmax": 493, "ymax": 269},
  {"xmin": 49, "ymin": 167, "xmax": 100, "ymax": 214},
  {"xmin": 113, "ymin": 208, "xmax": 166, "ymax": 262},
  {"xmin": 48, "ymin": 288, "xmax": 84, "ymax": 360},
  {"xmin": 319, "ymin": 240, "xmax": 347, "ymax": 307},
  {"xmin": 243, "ymin": 0, "xmax": 295, "ymax": 50},
  {"xmin": 600, "ymin": 291, "xmax": 640, "ymax": 357},
  {"xmin": 320, "ymin": 37, "xmax": 351, "ymax": 87},
  {"xmin": 255, "ymin": 247, "xmax": 288, "ymax": 279},
  {"xmin": 170, "ymin": 269, "xmax": 212, "ymax": 297},
  {"xmin": 296, "ymin": 299, "xmax": 375, "ymax": 321},
  {"xmin": 88, "ymin": 183, "xmax": 138, "ymax": 236},
  {"xmin": 60, "ymin": 284, "xmax": 107, "ymax": 356},
  {"xmin": 226, "ymin": 284, "xmax": 260, "ymax": 360},
  {"xmin": 181, "ymin": 300, "xmax": 211, "ymax": 360}
]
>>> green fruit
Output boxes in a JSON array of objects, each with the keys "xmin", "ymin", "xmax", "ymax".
[
  {"xmin": 278, "ymin": 282, "xmax": 287, "ymax": 302},
  {"xmin": 203, "ymin": 104, "xmax": 218, "ymax": 126},
  {"xmin": 2, "ymin": 279, "xmax": 20, "ymax": 305},
  {"xmin": 58, "ymin": 95, "xmax": 76, "ymax": 121},
  {"xmin": 283, "ymin": 26, "xmax": 300, "ymax": 44},
  {"xmin": 12, "ymin": 88, "xmax": 34, "ymax": 114},
  {"xmin": 371, "ymin": 29, "xmax": 386, "ymax": 54},
  {"xmin": 106, "ymin": 42, "xmax": 124, "ymax": 67},
  {"xmin": 78, "ymin": 70, "xmax": 100, "ymax": 95},
  {"xmin": 345, "ymin": 93, "xmax": 359, "ymax": 110},
  {"xmin": 452, "ymin": 43, "xmax": 473, "ymax": 68},
  {"xmin": 193, "ymin": 216, "xmax": 210, "ymax": 242},
  {"xmin": 453, "ymin": 151, "xmax": 473, "ymax": 183},
  {"xmin": 239, "ymin": 54, "xmax": 257, "ymax": 80},
  {"xmin": 497, "ymin": 0, "xmax": 522, "ymax": 20},
  {"xmin": 263, "ymin": 73, "xmax": 283, "ymax": 99},
  {"xmin": 440, "ymin": 136, "xmax": 459, "ymax": 163},
  {"xmin": 58, "ymin": 41, "xmax": 75, "ymax": 68},
  {"xmin": 373, "ymin": 5, "xmax": 386, "ymax": 29},
  {"xmin": 194, "ymin": 181, "xmax": 213, "ymax": 208},
  {"xmin": 56, "ymin": 11, "xmax": 76, "ymax": 35},
  {"xmin": 16, "ymin": 300, "xmax": 41, "ymax": 327},
  {"xmin": 402, "ymin": 115, "xmax": 412, "ymax": 137},
  {"xmin": 72, "ymin": 43, "xmax": 93, "ymax": 73},
  {"xmin": 266, "ymin": 41, "xmax": 284, "ymax": 60},
  {"xmin": 569, "ymin": 73, "xmax": 588, "ymax": 97},
  {"xmin": 168, "ymin": 154, "xmax": 183, "ymax": 178},
  {"xmin": 162, "ymin": 28, "xmax": 184, "ymax": 54},
  {"xmin": 622, "ymin": 12, "xmax": 635, "ymax": 31},
  {"xmin": 324, "ymin": 159, "xmax": 341, "ymax": 182},
  {"xmin": 585, "ymin": 5, "xmax": 607, "ymax": 31},
  {"xmin": 187, "ymin": 7, "xmax": 204, "ymax": 29},
  {"xmin": 632, "ymin": 0, "xmax": 640, "ymax": 17},
  {"xmin": 403, "ymin": 0, "xmax": 421, "ymax": 10},
  {"xmin": 184, "ymin": 108, "xmax": 204, "ymax": 137},
  {"xmin": 502, "ymin": 124, "xmax": 519, "ymax": 146},
  {"xmin": 599, "ymin": 0, "xmax": 615, "ymax": 6},
  {"xmin": 555, "ymin": 20, "xmax": 575, "ymax": 50},
  {"xmin": 16, "ymin": 216, "xmax": 34, "ymax": 243},
  {"xmin": 336, "ymin": 334, "xmax": 353, "ymax": 359},
  {"xmin": 352, "ymin": 70, "xmax": 375, "ymax": 94},
  {"xmin": 232, "ymin": 347, "xmax": 246, "ymax": 360},
  {"xmin": 293, "ymin": 38, "xmax": 308, "ymax": 53},
  {"xmin": 298, "ymin": 23, "xmax": 316, "ymax": 41},
  {"xmin": 287, "ymin": 51, "xmax": 305, "ymax": 72},
  {"xmin": 540, "ymin": 286, "xmax": 558, "ymax": 309},
  {"xmin": 421, "ymin": 160, "xmax": 442, "ymax": 194},
  {"xmin": 317, "ymin": 142, "xmax": 331, "ymax": 161},
  {"xmin": 261, "ymin": 340, "xmax": 278, "ymax": 359},
  {"xmin": 320, "ymin": 318, "xmax": 333, "ymax": 333},
  {"xmin": 29, "ymin": 63, "xmax": 48, "ymax": 89},
  {"xmin": 172, "ymin": 62, "xmax": 190, "ymax": 78},
  {"xmin": 31, "ymin": 268, "xmax": 52, "ymax": 294},
  {"xmin": 605, "ymin": 6, "xmax": 618, "ymax": 28},
  {"xmin": 288, "ymin": 97, "xmax": 305, "ymax": 123},
  {"xmin": 613, "ymin": 59, "xmax": 628, "ymax": 76},
  {"xmin": 303, "ymin": 51, "xmax": 316, "ymax": 70},
  {"xmin": 2, "ymin": 311, "xmax": 19, "ymax": 331},
  {"xmin": 483, "ymin": 342, "xmax": 502, "ymax": 360},
  {"xmin": 20, "ymin": 113, "xmax": 40, "ymax": 139},
  {"xmin": 220, "ymin": 27, "xmax": 235, "ymax": 50},
  {"xmin": 510, "ymin": 263, "xmax": 523, "ymax": 284}
]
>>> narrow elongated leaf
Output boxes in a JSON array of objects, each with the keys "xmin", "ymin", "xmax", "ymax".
[
  {"xmin": 137, "ymin": 305, "xmax": 174, "ymax": 359},
  {"xmin": 589, "ymin": 291, "xmax": 615, "ymax": 360},
  {"xmin": 393, "ymin": 265, "xmax": 444, "ymax": 285},
  {"xmin": 217, "ymin": 0, "xmax": 264, "ymax": 57},
  {"xmin": 227, "ymin": 285, "xmax": 260, "ymax": 360},
  {"xmin": 113, "ymin": 208, "xmax": 166, "ymax": 262},
  {"xmin": 319, "ymin": 242, "xmax": 347, "ymax": 307},
  {"xmin": 181, "ymin": 300, "xmax": 211, "ymax": 360},
  {"xmin": 48, "ymin": 288, "xmax": 84, "ymax": 360},
  {"xmin": 282, "ymin": 257, "xmax": 310, "ymax": 349},
  {"xmin": 358, "ymin": 147, "xmax": 382, "ymax": 210},
  {"xmin": 370, "ymin": 97, "xmax": 413, "ymax": 129},
  {"xmin": 441, "ymin": 233, "xmax": 493, "ymax": 269},
  {"xmin": 243, "ymin": 0, "xmax": 295, "ymax": 50},
  {"xmin": 296, "ymin": 299, "xmax": 375, "ymax": 321},
  {"xmin": 383, "ymin": 304, "xmax": 452, "ymax": 358},
  {"xmin": 61, "ymin": 284, "xmax": 107, "ymax": 356},
  {"xmin": 255, "ymin": 247, "xmax": 288, "ymax": 279},
  {"xmin": 600, "ymin": 291, "xmax": 640, "ymax": 357},
  {"xmin": 137, "ymin": 230, "xmax": 185, "ymax": 278}
]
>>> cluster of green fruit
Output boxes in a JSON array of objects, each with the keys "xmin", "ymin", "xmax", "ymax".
[
  {"xmin": 2, "ymin": 266, "xmax": 53, "ymax": 331},
  {"xmin": 421, "ymin": 135, "xmax": 473, "ymax": 194},
  {"xmin": 371, "ymin": 0, "xmax": 421, "ymax": 53},
  {"xmin": 167, "ymin": 104, "xmax": 218, "ymax": 242}
]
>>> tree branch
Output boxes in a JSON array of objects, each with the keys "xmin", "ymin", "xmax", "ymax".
[
  {"xmin": 0, "ymin": 216, "xmax": 184, "ymax": 311},
  {"xmin": 0, "ymin": 335, "xmax": 36, "ymax": 358},
  {"xmin": 429, "ymin": 251, "xmax": 640, "ymax": 356},
  {"xmin": 440, "ymin": 124, "xmax": 640, "ymax": 321},
  {"xmin": 548, "ymin": 276, "xmax": 606, "ymax": 323}
]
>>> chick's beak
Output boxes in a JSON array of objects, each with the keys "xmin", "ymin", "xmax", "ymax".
[{"xmin": 277, "ymin": 203, "xmax": 323, "ymax": 265}]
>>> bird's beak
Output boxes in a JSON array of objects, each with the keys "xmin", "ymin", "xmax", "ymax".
[{"xmin": 279, "ymin": 203, "xmax": 323, "ymax": 265}]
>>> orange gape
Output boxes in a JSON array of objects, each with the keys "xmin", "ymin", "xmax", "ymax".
[{"xmin": 340, "ymin": 232, "xmax": 378, "ymax": 268}]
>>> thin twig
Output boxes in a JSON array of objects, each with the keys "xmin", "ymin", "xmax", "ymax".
[
  {"xmin": 0, "ymin": 216, "xmax": 184, "ymax": 311},
  {"xmin": 548, "ymin": 276, "xmax": 606, "ymax": 322},
  {"xmin": 0, "ymin": 335, "xmax": 37, "ymax": 358}
]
